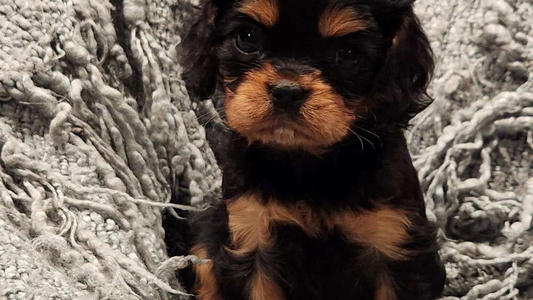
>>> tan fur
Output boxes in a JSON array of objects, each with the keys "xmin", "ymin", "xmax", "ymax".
[
  {"xmin": 238, "ymin": 0, "xmax": 279, "ymax": 27},
  {"xmin": 298, "ymin": 71, "xmax": 356, "ymax": 150},
  {"xmin": 225, "ymin": 63, "xmax": 355, "ymax": 153},
  {"xmin": 223, "ymin": 196, "xmax": 410, "ymax": 298},
  {"xmin": 227, "ymin": 195, "xmax": 323, "ymax": 300},
  {"xmin": 327, "ymin": 207, "xmax": 412, "ymax": 260},
  {"xmin": 391, "ymin": 18, "xmax": 409, "ymax": 49},
  {"xmin": 206, "ymin": 3, "xmax": 217, "ymax": 25},
  {"xmin": 375, "ymin": 274, "xmax": 397, "ymax": 300},
  {"xmin": 226, "ymin": 195, "xmax": 321, "ymax": 255},
  {"xmin": 249, "ymin": 270, "xmax": 285, "ymax": 300},
  {"xmin": 319, "ymin": 6, "xmax": 368, "ymax": 37},
  {"xmin": 375, "ymin": 283, "xmax": 397, "ymax": 300},
  {"xmin": 190, "ymin": 245, "xmax": 222, "ymax": 300},
  {"xmin": 226, "ymin": 195, "xmax": 411, "ymax": 259},
  {"xmin": 226, "ymin": 195, "xmax": 272, "ymax": 255}
]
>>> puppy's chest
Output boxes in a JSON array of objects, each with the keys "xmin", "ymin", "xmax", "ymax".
[{"xmin": 226, "ymin": 194, "xmax": 412, "ymax": 261}]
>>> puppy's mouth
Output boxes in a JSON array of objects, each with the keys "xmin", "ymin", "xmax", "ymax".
[
  {"xmin": 224, "ymin": 63, "xmax": 356, "ymax": 153},
  {"xmin": 246, "ymin": 120, "xmax": 320, "ymax": 149}
]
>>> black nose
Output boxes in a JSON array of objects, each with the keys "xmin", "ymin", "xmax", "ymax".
[{"xmin": 269, "ymin": 80, "xmax": 308, "ymax": 110}]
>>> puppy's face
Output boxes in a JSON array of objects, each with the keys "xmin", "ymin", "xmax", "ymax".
[{"xmin": 181, "ymin": 0, "xmax": 433, "ymax": 153}]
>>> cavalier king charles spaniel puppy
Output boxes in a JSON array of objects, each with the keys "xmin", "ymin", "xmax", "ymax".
[{"xmin": 176, "ymin": 0, "xmax": 446, "ymax": 299}]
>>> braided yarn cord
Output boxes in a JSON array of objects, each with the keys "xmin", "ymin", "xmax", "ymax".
[
  {"xmin": 0, "ymin": 0, "xmax": 532, "ymax": 299},
  {"xmin": 414, "ymin": 0, "xmax": 533, "ymax": 298},
  {"xmin": 0, "ymin": 0, "xmax": 218, "ymax": 298}
]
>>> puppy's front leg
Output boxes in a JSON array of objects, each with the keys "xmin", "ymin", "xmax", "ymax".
[
  {"xmin": 190, "ymin": 197, "xmax": 286, "ymax": 300},
  {"xmin": 386, "ymin": 224, "xmax": 445, "ymax": 300},
  {"xmin": 190, "ymin": 245, "xmax": 223, "ymax": 300},
  {"xmin": 375, "ymin": 222, "xmax": 445, "ymax": 300},
  {"xmin": 330, "ymin": 207, "xmax": 444, "ymax": 300}
]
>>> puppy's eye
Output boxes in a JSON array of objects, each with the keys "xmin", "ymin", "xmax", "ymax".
[
  {"xmin": 335, "ymin": 49, "xmax": 359, "ymax": 69},
  {"xmin": 235, "ymin": 27, "xmax": 263, "ymax": 53}
]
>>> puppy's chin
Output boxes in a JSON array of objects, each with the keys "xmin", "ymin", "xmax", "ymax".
[
  {"xmin": 224, "ymin": 63, "xmax": 356, "ymax": 154},
  {"xmin": 240, "ymin": 123, "xmax": 341, "ymax": 154}
]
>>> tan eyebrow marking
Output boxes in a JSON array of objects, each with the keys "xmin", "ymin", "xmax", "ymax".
[
  {"xmin": 319, "ymin": 6, "xmax": 368, "ymax": 38},
  {"xmin": 238, "ymin": 0, "xmax": 279, "ymax": 27}
]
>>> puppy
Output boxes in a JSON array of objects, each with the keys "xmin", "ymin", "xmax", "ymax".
[{"xmin": 179, "ymin": 0, "xmax": 446, "ymax": 299}]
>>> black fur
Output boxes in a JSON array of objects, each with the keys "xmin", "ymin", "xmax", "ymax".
[
  {"xmin": 170, "ymin": 0, "xmax": 445, "ymax": 299},
  {"xmin": 188, "ymin": 133, "xmax": 445, "ymax": 300}
]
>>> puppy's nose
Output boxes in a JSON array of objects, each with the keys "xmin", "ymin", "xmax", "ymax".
[{"xmin": 269, "ymin": 80, "xmax": 308, "ymax": 110}]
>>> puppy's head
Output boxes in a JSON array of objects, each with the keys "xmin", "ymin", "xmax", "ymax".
[{"xmin": 181, "ymin": 0, "xmax": 433, "ymax": 153}]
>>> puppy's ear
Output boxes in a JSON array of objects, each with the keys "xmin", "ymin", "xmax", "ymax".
[
  {"xmin": 373, "ymin": 3, "xmax": 434, "ymax": 125},
  {"xmin": 180, "ymin": 0, "xmax": 221, "ymax": 101}
]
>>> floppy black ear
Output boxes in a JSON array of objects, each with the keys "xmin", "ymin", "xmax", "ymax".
[
  {"xmin": 180, "ymin": 0, "xmax": 221, "ymax": 101},
  {"xmin": 373, "ymin": 3, "xmax": 434, "ymax": 125}
]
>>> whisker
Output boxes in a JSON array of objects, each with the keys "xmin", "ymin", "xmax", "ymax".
[
  {"xmin": 196, "ymin": 107, "xmax": 224, "ymax": 120},
  {"xmin": 354, "ymin": 126, "xmax": 383, "ymax": 147},
  {"xmin": 347, "ymin": 128, "xmax": 364, "ymax": 152},
  {"xmin": 201, "ymin": 115, "xmax": 218, "ymax": 127},
  {"xmin": 357, "ymin": 133, "xmax": 376, "ymax": 150},
  {"xmin": 354, "ymin": 126, "xmax": 380, "ymax": 140},
  {"xmin": 203, "ymin": 118, "xmax": 230, "ymax": 131},
  {"xmin": 197, "ymin": 105, "xmax": 224, "ymax": 119},
  {"xmin": 370, "ymin": 111, "xmax": 378, "ymax": 123},
  {"xmin": 200, "ymin": 109, "xmax": 227, "ymax": 128}
]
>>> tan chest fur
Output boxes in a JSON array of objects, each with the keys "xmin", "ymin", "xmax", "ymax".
[
  {"xmin": 193, "ymin": 194, "xmax": 412, "ymax": 300},
  {"xmin": 226, "ymin": 194, "xmax": 412, "ymax": 260}
]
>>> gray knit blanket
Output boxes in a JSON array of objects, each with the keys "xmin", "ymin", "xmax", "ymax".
[{"xmin": 0, "ymin": 0, "xmax": 531, "ymax": 299}]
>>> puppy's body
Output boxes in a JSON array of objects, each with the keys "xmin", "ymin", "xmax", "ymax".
[
  {"xmin": 178, "ymin": 0, "xmax": 446, "ymax": 299},
  {"xmin": 191, "ymin": 133, "xmax": 443, "ymax": 300}
]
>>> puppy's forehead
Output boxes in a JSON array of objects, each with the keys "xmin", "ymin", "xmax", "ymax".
[{"xmin": 237, "ymin": 0, "xmax": 370, "ymax": 37}]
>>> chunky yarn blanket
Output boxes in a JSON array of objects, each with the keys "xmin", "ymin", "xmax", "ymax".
[{"xmin": 0, "ymin": 0, "xmax": 531, "ymax": 299}]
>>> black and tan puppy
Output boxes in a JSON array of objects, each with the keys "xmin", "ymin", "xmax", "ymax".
[{"xmin": 178, "ymin": 0, "xmax": 446, "ymax": 299}]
